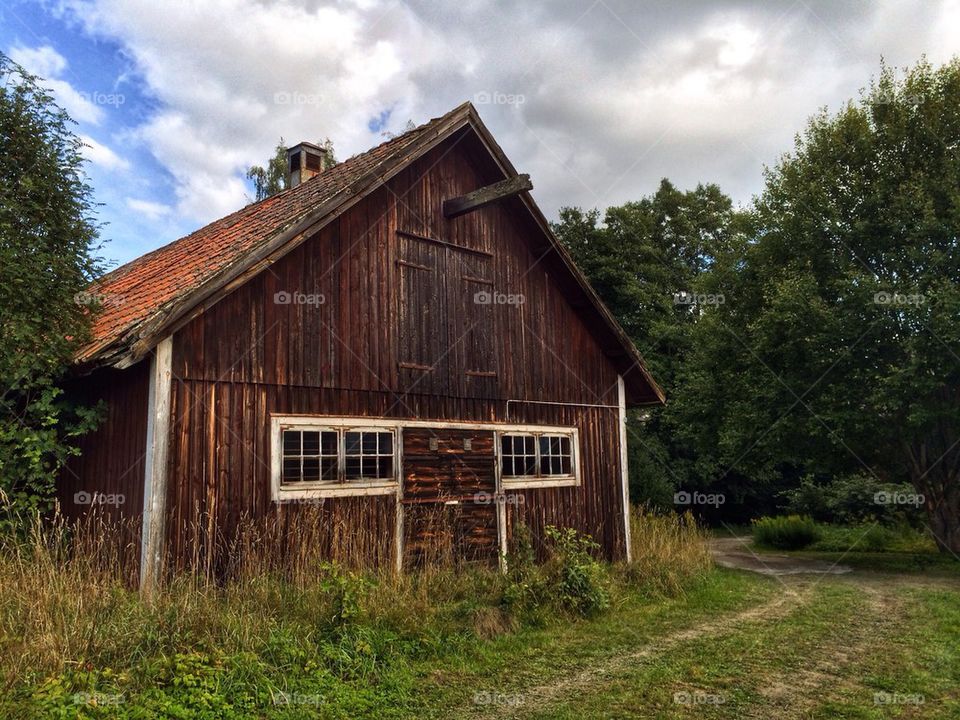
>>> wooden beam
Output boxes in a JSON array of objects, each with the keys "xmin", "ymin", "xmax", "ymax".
[
  {"xmin": 617, "ymin": 375, "xmax": 632, "ymax": 563},
  {"xmin": 442, "ymin": 174, "xmax": 532, "ymax": 218},
  {"xmin": 140, "ymin": 336, "xmax": 173, "ymax": 596}
]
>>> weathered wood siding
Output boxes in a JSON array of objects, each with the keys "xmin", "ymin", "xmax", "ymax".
[
  {"xmin": 57, "ymin": 361, "xmax": 150, "ymax": 573},
  {"xmin": 164, "ymin": 135, "xmax": 627, "ymax": 569}
]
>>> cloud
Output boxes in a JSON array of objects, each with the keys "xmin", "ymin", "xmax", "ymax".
[
  {"xmin": 79, "ymin": 134, "xmax": 129, "ymax": 170},
  {"xmin": 8, "ymin": 44, "xmax": 106, "ymax": 124},
  {"xmin": 48, "ymin": 0, "xmax": 960, "ymax": 249},
  {"xmin": 125, "ymin": 197, "xmax": 172, "ymax": 220}
]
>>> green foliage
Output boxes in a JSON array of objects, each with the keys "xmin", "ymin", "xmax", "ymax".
[
  {"xmin": 542, "ymin": 526, "xmax": 611, "ymax": 617},
  {"xmin": 0, "ymin": 52, "xmax": 103, "ymax": 513},
  {"xmin": 782, "ymin": 473, "xmax": 924, "ymax": 526},
  {"xmin": 673, "ymin": 58, "xmax": 960, "ymax": 549},
  {"xmin": 812, "ymin": 523, "xmax": 937, "ymax": 554},
  {"xmin": 554, "ymin": 181, "xmax": 749, "ymax": 508},
  {"xmin": 752, "ymin": 515, "xmax": 822, "ymax": 550},
  {"xmin": 503, "ymin": 525, "xmax": 612, "ymax": 619}
]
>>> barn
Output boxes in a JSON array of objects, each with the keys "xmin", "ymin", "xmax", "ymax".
[{"xmin": 60, "ymin": 101, "xmax": 664, "ymax": 588}]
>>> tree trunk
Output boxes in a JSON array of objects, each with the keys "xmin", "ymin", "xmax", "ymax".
[{"xmin": 912, "ymin": 462, "xmax": 960, "ymax": 556}]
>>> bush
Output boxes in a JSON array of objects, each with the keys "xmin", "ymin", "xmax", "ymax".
[
  {"xmin": 542, "ymin": 526, "xmax": 611, "ymax": 618},
  {"xmin": 504, "ymin": 524, "xmax": 611, "ymax": 619},
  {"xmin": 752, "ymin": 515, "xmax": 821, "ymax": 550},
  {"xmin": 781, "ymin": 473, "xmax": 925, "ymax": 527}
]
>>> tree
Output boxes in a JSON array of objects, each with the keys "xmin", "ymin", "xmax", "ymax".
[
  {"xmin": 246, "ymin": 137, "xmax": 337, "ymax": 202},
  {"xmin": 679, "ymin": 58, "xmax": 960, "ymax": 552},
  {"xmin": 0, "ymin": 53, "xmax": 103, "ymax": 514},
  {"xmin": 555, "ymin": 180, "xmax": 747, "ymax": 510}
]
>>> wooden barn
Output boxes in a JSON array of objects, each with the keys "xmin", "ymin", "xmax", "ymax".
[{"xmin": 60, "ymin": 101, "xmax": 664, "ymax": 588}]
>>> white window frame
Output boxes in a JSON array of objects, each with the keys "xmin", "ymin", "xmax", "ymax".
[
  {"xmin": 270, "ymin": 415, "xmax": 581, "ymax": 499},
  {"xmin": 498, "ymin": 429, "xmax": 581, "ymax": 489},
  {"xmin": 271, "ymin": 418, "xmax": 400, "ymax": 499}
]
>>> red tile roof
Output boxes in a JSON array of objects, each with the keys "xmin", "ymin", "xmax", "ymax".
[
  {"xmin": 77, "ymin": 106, "xmax": 455, "ymax": 365},
  {"xmin": 76, "ymin": 102, "xmax": 664, "ymax": 404}
]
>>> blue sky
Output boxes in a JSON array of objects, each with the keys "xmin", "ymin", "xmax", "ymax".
[{"xmin": 2, "ymin": 0, "xmax": 958, "ymax": 271}]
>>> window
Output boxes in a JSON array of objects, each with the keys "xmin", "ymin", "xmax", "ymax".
[
  {"xmin": 273, "ymin": 421, "xmax": 398, "ymax": 499},
  {"xmin": 500, "ymin": 430, "xmax": 578, "ymax": 486},
  {"xmin": 344, "ymin": 430, "xmax": 393, "ymax": 480},
  {"xmin": 500, "ymin": 434, "xmax": 537, "ymax": 476},
  {"xmin": 539, "ymin": 434, "xmax": 572, "ymax": 476},
  {"xmin": 282, "ymin": 429, "xmax": 338, "ymax": 483}
]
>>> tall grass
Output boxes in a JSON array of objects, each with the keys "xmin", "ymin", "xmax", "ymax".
[
  {"xmin": 0, "ymin": 502, "xmax": 712, "ymax": 705},
  {"xmin": 622, "ymin": 506, "xmax": 713, "ymax": 596}
]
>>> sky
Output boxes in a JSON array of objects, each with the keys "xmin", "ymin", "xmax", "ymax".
[{"xmin": 1, "ymin": 0, "xmax": 958, "ymax": 270}]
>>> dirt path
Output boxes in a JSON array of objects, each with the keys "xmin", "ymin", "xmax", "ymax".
[
  {"xmin": 709, "ymin": 536, "xmax": 853, "ymax": 575},
  {"xmin": 459, "ymin": 582, "xmax": 815, "ymax": 720},
  {"xmin": 453, "ymin": 543, "xmax": 959, "ymax": 720}
]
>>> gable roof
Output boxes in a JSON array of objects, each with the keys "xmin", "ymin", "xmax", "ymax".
[{"xmin": 78, "ymin": 102, "xmax": 664, "ymax": 406}]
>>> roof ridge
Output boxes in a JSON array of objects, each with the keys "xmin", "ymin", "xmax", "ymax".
[{"xmin": 96, "ymin": 102, "xmax": 474, "ymax": 288}]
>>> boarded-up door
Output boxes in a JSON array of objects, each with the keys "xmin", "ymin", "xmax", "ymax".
[
  {"xmin": 397, "ymin": 233, "xmax": 498, "ymax": 397},
  {"xmin": 401, "ymin": 427, "xmax": 500, "ymax": 567}
]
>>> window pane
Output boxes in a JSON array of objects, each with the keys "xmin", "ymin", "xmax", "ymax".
[
  {"xmin": 321, "ymin": 431, "xmax": 338, "ymax": 454},
  {"xmin": 362, "ymin": 432, "xmax": 379, "ymax": 453},
  {"xmin": 282, "ymin": 430, "xmax": 300, "ymax": 455},
  {"xmin": 302, "ymin": 457, "xmax": 321, "ymax": 481},
  {"xmin": 282, "ymin": 457, "xmax": 301, "ymax": 482},
  {"xmin": 378, "ymin": 432, "xmax": 392, "ymax": 454},
  {"xmin": 501, "ymin": 435, "xmax": 513, "ymax": 454},
  {"xmin": 302, "ymin": 431, "xmax": 320, "ymax": 455},
  {"xmin": 560, "ymin": 456, "xmax": 571, "ymax": 475},
  {"xmin": 378, "ymin": 457, "xmax": 393, "ymax": 478},
  {"xmin": 345, "ymin": 432, "xmax": 361, "ymax": 454}
]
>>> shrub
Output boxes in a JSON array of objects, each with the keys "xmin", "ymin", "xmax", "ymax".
[
  {"xmin": 541, "ymin": 526, "xmax": 611, "ymax": 618},
  {"xmin": 781, "ymin": 473, "xmax": 925, "ymax": 527},
  {"xmin": 752, "ymin": 515, "xmax": 821, "ymax": 550}
]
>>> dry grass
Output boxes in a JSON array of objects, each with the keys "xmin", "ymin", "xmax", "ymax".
[
  {"xmin": 622, "ymin": 506, "xmax": 713, "ymax": 596},
  {"xmin": 0, "ymin": 503, "xmax": 711, "ymax": 690}
]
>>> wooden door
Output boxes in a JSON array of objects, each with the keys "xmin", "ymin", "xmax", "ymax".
[{"xmin": 401, "ymin": 427, "xmax": 500, "ymax": 567}]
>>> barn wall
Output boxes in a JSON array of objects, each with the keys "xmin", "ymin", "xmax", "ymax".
[
  {"xmin": 58, "ymin": 361, "xmax": 150, "ymax": 573},
  {"xmin": 165, "ymin": 137, "xmax": 628, "ymax": 570}
]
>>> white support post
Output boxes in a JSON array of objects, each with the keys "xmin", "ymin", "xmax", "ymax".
[
  {"xmin": 617, "ymin": 376, "xmax": 632, "ymax": 563},
  {"xmin": 140, "ymin": 336, "xmax": 173, "ymax": 595}
]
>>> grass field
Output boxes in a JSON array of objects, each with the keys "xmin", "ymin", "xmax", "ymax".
[{"xmin": 1, "ymin": 513, "xmax": 958, "ymax": 718}]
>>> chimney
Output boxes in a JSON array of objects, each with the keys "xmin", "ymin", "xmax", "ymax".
[{"xmin": 287, "ymin": 141, "xmax": 328, "ymax": 188}]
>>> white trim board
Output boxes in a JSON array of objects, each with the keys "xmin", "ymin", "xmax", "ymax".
[
  {"xmin": 140, "ymin": 336, "xmax": 173, "ymax": 594},
  {"xmin": 618, "ymin": 375, "xmax": 632, "ymax": 563}
]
